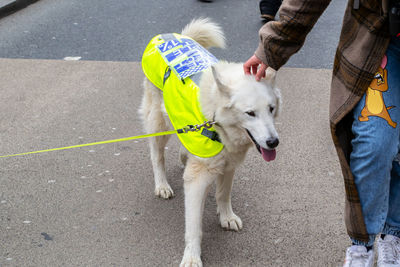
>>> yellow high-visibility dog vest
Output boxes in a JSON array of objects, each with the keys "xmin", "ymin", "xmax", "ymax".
[{"xmin": 141, "ymin": 33, "xmax": 224, "ymax": 158}]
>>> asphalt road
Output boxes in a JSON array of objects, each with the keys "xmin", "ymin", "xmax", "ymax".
[
  {"xmin": 0, "ymin": 0, "xmax": 346, "ymax": 68},
  {"xmin": 1, "ymin": 59, "xmax": 347, "ymax": 266},
  {"xmin": 0, "ymin": 0, "xmax": 351, "ymax": 266}
]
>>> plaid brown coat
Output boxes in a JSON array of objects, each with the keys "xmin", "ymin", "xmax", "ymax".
[{"xmin": 255, "ymin": 0, "xmax": 391, "ymax": 242}]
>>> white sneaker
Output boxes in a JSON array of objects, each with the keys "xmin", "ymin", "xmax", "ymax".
[
  {"xmin": 343, "ymin": 245, "xmax": 374, "ymax": 267},
  {"xmin": 377, "ymin": 235, "xmax": 400, "ymax": 267}
]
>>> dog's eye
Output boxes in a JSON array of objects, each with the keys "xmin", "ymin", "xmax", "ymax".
[
  {"xmin": 269, "ymin": 106, "xmax": 275, "ymax": 113},
  {"xmin": 245, "ymin": 111, "xmax": 256, "ymax": 117}
]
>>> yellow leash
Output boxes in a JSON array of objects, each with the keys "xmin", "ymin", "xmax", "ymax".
[
  {"xmin": 0, "ymin": 130, "xmax": 178, "ymax": 159},
  {"xmin": 0, "ymin": 121, "xmax": 217, "ymax": 159}
]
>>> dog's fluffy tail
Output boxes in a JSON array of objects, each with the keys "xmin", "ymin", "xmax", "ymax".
[{"xmin": 181, "ymin": 18, "xmax": 226, "ymax": 49}]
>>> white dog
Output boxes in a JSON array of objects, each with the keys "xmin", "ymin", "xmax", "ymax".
[{"xmin": 140, "ymin": 18, "xmax": 281, "ymax": 267}]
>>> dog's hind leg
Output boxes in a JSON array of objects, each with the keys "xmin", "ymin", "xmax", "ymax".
[
  {"xmin": 215, "ymin": 169, "xmax": 242, "ymax": 231},
  {"xmin": 180, "ymin": 159, "xmax": 217, "ymax": 267},
  {"xmin": 141, "ymin": 79, "xmax": 174, "ymax": 199}
]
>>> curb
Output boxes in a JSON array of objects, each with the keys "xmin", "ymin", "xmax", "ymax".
[{"xmin": 0, "ymin": 0, "xmax": 39, "ymax": 19}]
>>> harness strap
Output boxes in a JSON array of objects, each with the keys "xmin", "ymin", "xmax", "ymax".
[{"xmin": 163, "ymin": 67, "xmax": 171, "ymax": 86}]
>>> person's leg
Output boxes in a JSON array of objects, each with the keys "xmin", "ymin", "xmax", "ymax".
[
  {"xmin": 381, "ymin": 156, "xmax": 400, "ymax": 238},
  {"xmin": 383, "ymin": 39, "xmax": 400, "ymax": 239},
  {"xmin": 259, "ymin": 0, "xmax": 282, "ymax": 21},
  {"xmin": 374, "ymin": 40, "xmax": 400, "ymax": 266},
  {"xmin": 350, "ymin": 49, "xmax": 400, "ymax": 247},
  {"xmin": 376, "ymin": 159, "xmax": 400, "ymax": 266}
]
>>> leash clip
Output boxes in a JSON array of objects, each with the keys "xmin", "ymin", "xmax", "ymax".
[{"xmin": 182, "ymin": 121, "xmax": 216, "ymax": 133}]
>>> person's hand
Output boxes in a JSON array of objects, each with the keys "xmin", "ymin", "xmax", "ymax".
[{"xmin": 243, "ymin": 55, "xmax": 268, "ymax": 81}]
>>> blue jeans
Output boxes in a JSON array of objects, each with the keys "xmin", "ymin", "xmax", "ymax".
[{"xmin": 350, "ymin": 37, "xmax": 400, "ymax": 247}]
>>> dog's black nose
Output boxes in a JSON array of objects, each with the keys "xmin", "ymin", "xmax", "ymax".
[{"xmin": 266, "ymin": 138, "xmax": 279, "ymax": 148}]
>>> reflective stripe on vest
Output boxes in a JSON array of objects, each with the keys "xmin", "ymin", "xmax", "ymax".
[{"xmin": 142, "ymin": 33, "xmax": 224, "ymax": 158}]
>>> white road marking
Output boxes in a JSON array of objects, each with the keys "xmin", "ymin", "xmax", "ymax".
[{"xmin": 63, "ymin": 56, "xmax": 81, "ymax": 61}]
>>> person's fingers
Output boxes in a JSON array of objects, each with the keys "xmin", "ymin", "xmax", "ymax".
[
  {"xmin": 244, "ymin": 55, "xmax": 260, "ymax": 75},
  {"xmin": 244, "ymin": 55, "xmax": 270, "ymax": 81},
  {"xmin": 255, "ymin": 63, "xmax": 268, "ymax": 81},
  {"xmin": 243, "ymin": 58, "xmax": 252, "ymax": 75},
  {"xmin": 251, "ymin": 65, "xmax": 258, "ymax": 75},
  {"xmin": 243, "ymin": 61, "xmax": 252, "ymax": 75}
]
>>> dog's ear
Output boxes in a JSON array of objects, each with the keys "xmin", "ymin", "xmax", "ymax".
[
  {"xmin": 273, "ymin": 86, "xmax": 282, "ymax": 117},
  {"xmin": 263, "ymin": 67, "xmax": 276, "ymax": 87},
  {"xmin": 263, "ymin": 68, "xmax": 281, "ymax": 117},
  {"xmin": 212, "ymin": 65, "xmax": 230, "ymax": 98}
]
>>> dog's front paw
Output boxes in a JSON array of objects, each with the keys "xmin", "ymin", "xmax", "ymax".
[
  {"xmin": 180, "ymin": 244, "xmax": 202, "ymax": 267},
  {"xmin": 219, "ymin": 213, "xmax": 242, "ymax": 232},
  {"xmin": 180, "ymin": 255, "xmax": 202, "ymax": 267},
  {"xmin": 155, "ymin": 184, "xmax": 174, "ymax": 199}
]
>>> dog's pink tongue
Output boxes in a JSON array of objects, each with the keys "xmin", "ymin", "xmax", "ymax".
[{"xmin": 261, "ymin": 148, "xmax": 276, "ymax": 162}]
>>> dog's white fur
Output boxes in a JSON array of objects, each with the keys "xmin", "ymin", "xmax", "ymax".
[{"xmin": 140, "ymin": 18, "xmax": 281, "ymax": 267}]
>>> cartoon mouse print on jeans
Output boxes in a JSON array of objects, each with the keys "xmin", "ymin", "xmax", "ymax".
[{"xmin": 359, "ymin": 55, "xmax": 397, "ymax": 128}]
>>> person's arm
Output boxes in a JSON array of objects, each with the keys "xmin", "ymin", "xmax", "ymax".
[{"xmin": 244, "ymin": 0, "xmax": 332, "ymax": 80}]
